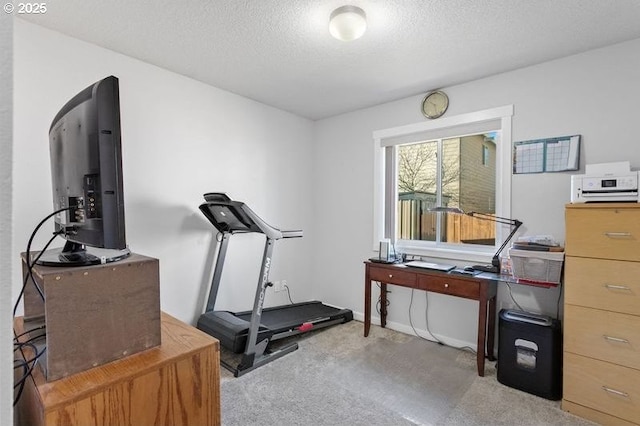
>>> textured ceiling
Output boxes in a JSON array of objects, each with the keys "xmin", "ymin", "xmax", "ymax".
[{"xmin": 19, "ymin": 0, "xmax": 640, "ymax": 120}]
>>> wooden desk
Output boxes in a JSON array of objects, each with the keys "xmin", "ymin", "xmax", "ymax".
[
  {"xmin": 14, "ymin": 312, "xmax": 221, "ymax": 426},
  {"xmin": 364, "ymin": 261, "xmax": 497, "ymax": 376}
]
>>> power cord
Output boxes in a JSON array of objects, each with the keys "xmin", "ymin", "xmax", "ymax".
[
  {"xmin": 13, "ymin": 206, "xmax": 74, "ymax": 406},
  {"xmin": 505, "ymin": 282, "xmax": 525, "ymax": 311},
  {"xmin": 409, "ymin": 289, "xmax": 477, "ymax": 354},
  {"xmin": 283, "ymin": 284, "xmax": 294, "ymax": 304},
  {"xmin": 374, "ymin": 279, "xmax": 444, "ymax": 345},
  {"xmin": 14, "ymin": 229, "xmax": 64, "ymax": 317},
  {"xmin": 13, "ymin": 329, "xmax": 47, "ymax": 405},
  {"xmin": 408, "ymin": 288, "xmax": 441, "ymax": 344},
  {"xmin": 19, "ymin": 206, "xmax": 73, "ymax": 304},
  {"xmin": 375, "ymin": 282, "xmax": 390, "ymax": 316}
]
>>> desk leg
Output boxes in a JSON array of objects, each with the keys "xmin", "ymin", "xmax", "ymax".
[
  {"xmin": 380, "ymin": 283, "xmax": 387, "ymax": 329},
  {"xmin": 364, "ymin": 267, "xmax": 371, "ymax": 337},
  {"xmin": 477, "ymin": 290, "xmax": 488, "ymax": 377},
  {"xmin": 487, "ymin": 295, "xmax": 496, "ymax": 361}
]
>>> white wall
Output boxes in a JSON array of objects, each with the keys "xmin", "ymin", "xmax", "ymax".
[
  {"xmin": 312, "ymin": 38, "xmax": 640, "ymax": 348},
  {"xmin": 1, "ymin": 13, "xmax": 13, "ymax": 426},
  {"xmin": 13, "ymin": 20, "xmax": 316, "ymax": 325}
]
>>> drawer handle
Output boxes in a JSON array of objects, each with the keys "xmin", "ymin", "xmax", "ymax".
[
  {"xmin": 444, "ymin": 283, "xmax": 449, "ymax": 288},
  {"xmin": 388, "ymin": 274, "xmax": 393, "ymax": 278},
  {"xmin": 601, "ymin": 386, "xmax": 629, "ymax": 398},
  {"xmin": 604, "ymin": 284, "xmax": 632, "ymax": 291},
  {"xmin": 604, "ymin": 232, "xmax": 632, "ymax": 238},
  {"xmin": 603, "ymin": 335, "xmax": 630, "ymax": 344}
]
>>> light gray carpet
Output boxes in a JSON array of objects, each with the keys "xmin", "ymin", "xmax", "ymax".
[{"xmin": 220, "ymin": 321, "xmax": 595, "ymax": 425}]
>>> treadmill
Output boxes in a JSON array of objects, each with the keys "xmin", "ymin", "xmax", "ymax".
[{"xmin": 197, "ymin": 193, "xmax": 353, "ymax": 377}]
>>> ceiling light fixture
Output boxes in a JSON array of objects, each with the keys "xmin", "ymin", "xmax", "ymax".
[{"xmin": 329, "ymin": 5, "xmax": 367, "ymax": 41}]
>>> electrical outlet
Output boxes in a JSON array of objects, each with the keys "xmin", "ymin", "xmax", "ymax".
[
  {"xmin": 281, "ymin": 280, "xmax": 287, "ymax": 291},
  {"xmin": 274, "ymin": 280, "xmax": 284, "ymax": 292}
]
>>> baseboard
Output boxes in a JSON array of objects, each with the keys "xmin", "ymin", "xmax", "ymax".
[{"xmin": 351, "ymin": 311, "xmax": 478, "ymax": 352}]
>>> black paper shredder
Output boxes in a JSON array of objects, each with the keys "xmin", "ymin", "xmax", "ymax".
[{"xmin": 497, "ymin": 309, "xmax": 562, "ymax": 400}]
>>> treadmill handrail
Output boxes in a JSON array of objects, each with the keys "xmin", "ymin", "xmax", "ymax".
[
  {"xmin": 281, "ymin": 229, "xmax": 303, "ymax": 238},
  {"xmin": 238, "ymin": 203, "xmax": 283, "ymax": 240}
]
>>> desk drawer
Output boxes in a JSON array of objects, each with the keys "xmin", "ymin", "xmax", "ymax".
[
  {"xmin": 565, "ymin": 304, "xmax": 640, "ymax": 370},
  {"xmin": 565, "ymin": 257, "xmax": 640, "ymax": 316},
  {"xmin": 369, "ymin": 266, "xmax": 416, "ymax": 287},
  {"xmin": 564, "ymin": 352, "xmax": 640, "ymax": 424},
  {"xmin": 566, "ymin": 205, "xmax": 640, "ymax": 261},
  {"xmin": 418, "ymin": 275, "xmax": 479, "ymax": 299}
]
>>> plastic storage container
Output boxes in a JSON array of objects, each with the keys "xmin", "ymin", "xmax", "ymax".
[
  {"xmin": 497, "ymin": 309, "xmax": 562, "ymax": 400},
  {"xmin": 509, "ymin": 248, "xmax": 564, "ymax": 284}
]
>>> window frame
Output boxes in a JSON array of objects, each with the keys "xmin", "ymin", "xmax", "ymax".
[{"xmin": 372, "ymin": 105, "xmax": 514, "ymax": 262}]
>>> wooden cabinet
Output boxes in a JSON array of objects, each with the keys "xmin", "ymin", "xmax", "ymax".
[
  {"xmin": 14, "ymin": 312, "xmax": 221, "ymax": 426},
  {"xmin": 563, "ymin": 203, "xmax": 640, "ymax": 425}
]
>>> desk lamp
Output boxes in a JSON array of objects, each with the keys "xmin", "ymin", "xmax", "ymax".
[{"xmin": 430, "ymin": 207, "xmax": 523, "ymax": 273}]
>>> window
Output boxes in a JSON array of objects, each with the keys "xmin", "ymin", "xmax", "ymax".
[
  {"xmin": 482, "ymin": 144, "xmax": 490, "ymax": 166},
  {"xmin": 397, "ymin": 133, "xmax": 496, "ymax": 244},
  {"xmin": 373, "ymin": 106, "xmax": 514, "ymax": 261}
]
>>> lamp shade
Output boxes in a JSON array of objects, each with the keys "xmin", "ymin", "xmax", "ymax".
[
  {"xmin": 329, "ymin": 5, "xmax": 367, "ymax": 41},
  {"xmin": 429, "ymin": 206, "xmax": 465, "ymax": 214}
]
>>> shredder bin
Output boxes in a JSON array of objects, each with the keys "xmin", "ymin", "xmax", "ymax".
[{"xmin": 497, "ymin": 309, "xmax": 562, "ymax": 400}]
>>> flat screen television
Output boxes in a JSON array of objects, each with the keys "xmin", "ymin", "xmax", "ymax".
[{"xmin": 36, "ymin": 75, "xmax": 131, "ymax": 266}]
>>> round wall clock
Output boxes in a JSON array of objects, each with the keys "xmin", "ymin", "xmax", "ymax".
[{"xmin": 421, "ymin": 90, "xmax": 449, "ymax": 119}]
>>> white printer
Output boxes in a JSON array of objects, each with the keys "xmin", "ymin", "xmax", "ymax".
[{"xmin": 571, "ymin": 162, "xmax": 639, "ymax": 203}]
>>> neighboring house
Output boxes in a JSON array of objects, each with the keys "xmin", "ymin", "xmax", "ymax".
[{"xmin": 398, "ymin": 134, "xmax": 496, "ymax": 243}]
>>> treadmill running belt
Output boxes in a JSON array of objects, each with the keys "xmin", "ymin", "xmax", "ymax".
[
  {"xmin": 198, "ymin": 301, "xmax": 353, "ymax": 354},
  {"xmin": 235, "ymin": 301, "xmax": 347, "ymax": 330}
]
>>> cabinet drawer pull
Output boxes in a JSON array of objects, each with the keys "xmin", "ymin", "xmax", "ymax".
[
  {"xmin": 444, "ymin": 283, "xmax": 449, "ymax": 288},
  {"xmin": 603, "ymin": 335, "xmax": 630, "ymax": 344},
  {"xmin": 601, "ymin": 386, "xmax": 629, "ymax": 398},
  {"xmin": 604, "ymin": 232, "xmax": 632, "ymax": 238},
  {"xmin": 604, "ymin": 284, "xmax": 632, "ymax": 291},
  {"xmin": 388, "ymin": 274, "xmax": 393, "ymax": 278}
]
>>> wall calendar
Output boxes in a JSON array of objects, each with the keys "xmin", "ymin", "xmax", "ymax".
[{"xmin": 513, "ymin": 135, "xmax": 581, "ymax": 174}]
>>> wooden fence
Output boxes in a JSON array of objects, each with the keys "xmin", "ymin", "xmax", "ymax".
[
  {"xmin": 446, "ymin": 213, "xmax": 495, "ymax": 244},
  {"xmin": 398, "ymin": 199, "xmax": 495, "ymax": 244}
]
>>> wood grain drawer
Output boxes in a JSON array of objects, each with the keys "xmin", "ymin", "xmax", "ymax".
[
  {"xmin": 417, "ymin": 275, "xmax": 479, "ymax": 299},
  {"xmin": 566, "ymin": 205, "xmax": 640, "ymax": 261},
  {"xmin": 565, "ymin": 305, "xmax": 640, "ymax": 370},
  {"xmin": 369, "ymin": 266, "xmax": 416, "ymax": 287},
  {"xmin": 565, "ymin": 257, "xmax": 640, "ymax": 315},
  {"xmin": 562, "ymin": 400, "xmax": 638, "ymax": 426},
  {"xmin": 564, "ymin": 352, "xmax": 640, "ymax": 424}
]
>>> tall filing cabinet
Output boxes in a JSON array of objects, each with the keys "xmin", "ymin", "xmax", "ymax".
[{"xmin": 563, "ymin": 203, "xmax": 640, "ymax": 425}]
